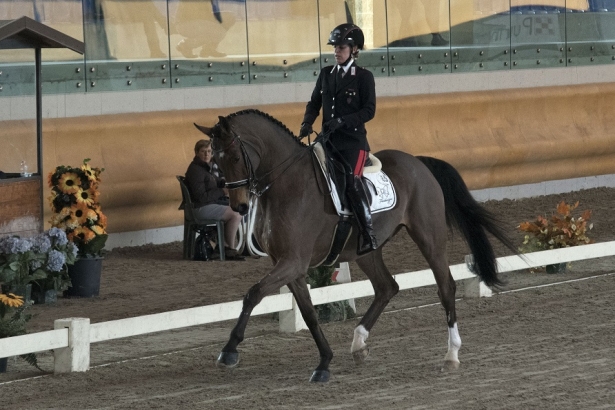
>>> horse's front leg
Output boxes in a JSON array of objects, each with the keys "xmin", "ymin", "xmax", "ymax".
[
  {"xmin": 216, "ymin": 261, "xmax": 303, "ymax": 369},
  {"xmin": 287, "ymin": 277, "xmax": 333, "ymax": 382},
  {"xmin": 216, "ymin": 281, "xmax": 268, "ymax": 368}
]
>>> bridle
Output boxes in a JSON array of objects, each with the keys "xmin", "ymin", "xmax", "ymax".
[{"xmin": 212, "ymin": 125, "xmax": 310, "ymax": 197}]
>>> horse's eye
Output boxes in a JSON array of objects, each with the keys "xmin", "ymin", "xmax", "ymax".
[{"xmin": 233, "ymin": 156, "xmax": 241, "ymax": 164}]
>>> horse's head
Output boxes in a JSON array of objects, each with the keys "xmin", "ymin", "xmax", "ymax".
[{"xmin": 194, "ymin": 116, "xmax": 250, "ymax": 215}]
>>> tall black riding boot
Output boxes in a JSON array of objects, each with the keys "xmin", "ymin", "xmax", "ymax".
[{"xmin": 346, "ymin": 175, "xmax": 378, "ymax": 255}]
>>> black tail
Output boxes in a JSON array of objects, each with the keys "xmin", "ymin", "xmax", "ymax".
[{"xmin": 417, "ymin": 156, "xmax": 517, "ymax": 287}]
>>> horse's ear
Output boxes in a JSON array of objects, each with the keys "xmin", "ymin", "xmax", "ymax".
[
  {"xmin": 218, "ymin": 115, "xmax": 231, "ymax": 132},
  {"xmin": 193, "ymin": 123, "xmax": 212, "ymax": 136}
]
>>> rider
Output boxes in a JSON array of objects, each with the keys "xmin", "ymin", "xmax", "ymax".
[{"xmin": 298, "ymin": 23, "xmax": 378, "ymax": 255}]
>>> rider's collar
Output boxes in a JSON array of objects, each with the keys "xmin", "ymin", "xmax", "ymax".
[{"xmin": 331, "ymin": 58, "xmax": 354, "ymax": 75}]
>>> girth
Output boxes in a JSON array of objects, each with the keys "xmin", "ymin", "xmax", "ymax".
[{"xmin": 316, "ymin": 215, "xmax": 353, "ymax": 267}]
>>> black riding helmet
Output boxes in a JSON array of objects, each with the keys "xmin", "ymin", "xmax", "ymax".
[{"xmin": 327, "ymin": 23, "xmax": 365, "ymax": 50}]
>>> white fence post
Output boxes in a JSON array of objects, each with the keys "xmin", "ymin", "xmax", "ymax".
[
  {"xmin": 333, "ymin": 262, "xmax": 356, "ymax": 313},
  {"xmin": 279, "ymin": 285, "xmax": 308, "ymax": 333},
  {"xmin": 463, "ymin": 277, "xmax": 493, "ymax": 298},
  {"xmin": 53, "ymin": 318, "xmax": 90, "ymax": 374},
  {"xmin": 463, "ymin": 254, "xmax": 493, "ymax": 298}
]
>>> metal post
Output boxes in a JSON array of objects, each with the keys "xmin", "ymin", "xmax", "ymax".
[
  {"xmin": 35, "ymin": 47, "xmax": 44, "ymax": 232},
  {"xmin": 35, "ymin": 47, "xmax": 42, "ymax": 177}
]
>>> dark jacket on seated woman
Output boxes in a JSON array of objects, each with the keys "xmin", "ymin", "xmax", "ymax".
[{"xmin": 185, "ymin": 156, "xmax": 225, "ymax": 209}]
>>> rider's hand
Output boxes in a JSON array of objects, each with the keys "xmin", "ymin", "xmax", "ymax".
[
  {"xmin": 217, "ymin": 178, "xmax": 226, "ymax": 189},
  {"xmin": 299, "ymin": 122, "xmax": 312, "ymax": 139},
  {"xmin": 325, "ymin": 117, "xmax": 345, "ymax": 132}
]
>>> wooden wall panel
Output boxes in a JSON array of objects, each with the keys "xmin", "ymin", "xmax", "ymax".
[
  {"xmin": 1, "ymin": 82, "xmax": 614, "ymax": 234},
  {"xmin": 0, "ymin": 177, "xmax": 42, "ymax": 238}
]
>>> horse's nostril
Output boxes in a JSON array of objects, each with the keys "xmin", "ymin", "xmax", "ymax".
[{"xmin": 238, "ymin": 203, "xmax": 249, "ymax": 216}]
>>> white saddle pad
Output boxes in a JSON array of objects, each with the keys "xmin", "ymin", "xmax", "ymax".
[{"xmin": 312, "ymin": 143, "xmax": 397, "ymax": 216}]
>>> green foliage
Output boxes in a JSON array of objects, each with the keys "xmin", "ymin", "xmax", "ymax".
[
  {"xmin": 82, "ymin": 234, "xmax": 107, "ymax": 257},
  {"xmin": 306, "ymin": 265, "xmax": 356, "ymax": 323},
  {"xmin": 306, "ymin": 265, "xmax": 336, "ymax": 289},
  {"xmin": 0, "ymin": 300, "xmax": 31, "ymax": 337},
  {"xmin": 0, "ymin": 299, "xmax": 42, "ymax": 371},
  {"xmin": 0, "ymin": 229, "xmax": 77, "ymax": 292}
]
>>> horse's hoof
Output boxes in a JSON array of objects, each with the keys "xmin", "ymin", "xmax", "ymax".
[
  {"xmin": 309, "ymin": 369, "xmax": 330, "ymax": 383},
  {"xmin": 440, "ymin": 360, "xmax": 460, "ymax": 372},
  {"xmin": 352, "ymin": 346, "xmax": 370, "ymax": 365},
  {"xmin": 216, "ymin": 351, "xmax": 240, "ymax": 368}
]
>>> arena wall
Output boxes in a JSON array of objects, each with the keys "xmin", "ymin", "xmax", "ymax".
[{"xmin": 3, "ymin": 76, "xmax": 615, "ymax": 235}]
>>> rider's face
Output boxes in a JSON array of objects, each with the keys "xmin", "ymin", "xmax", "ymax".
[{"xmin": 334, "ymin": 44, "xmax": 351, "ymax": 65}]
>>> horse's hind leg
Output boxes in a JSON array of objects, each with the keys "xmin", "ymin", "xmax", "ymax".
[
  {"xmin": 286, "ymin": 277, "xmax": 333, "ymax": 382},
  {"xmin": 351, "ymin": 248, "xmax": 400, "ymax": 364},
  {"xmin": 406, "ymin": 225, "xmax": 461, "ymax": 371}
]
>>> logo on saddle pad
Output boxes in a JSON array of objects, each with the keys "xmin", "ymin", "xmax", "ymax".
[
  {"xmin": 333, "ymin": 170, "xmax": 396, "ymax": 215},
  {"xmin": 311, "ymin": 143, "xmax": 397, "ymax": 215}
]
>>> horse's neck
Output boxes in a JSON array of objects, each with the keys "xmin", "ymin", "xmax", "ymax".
[{"xmin": 239, "ymin": 123, "xmax": 305, "ymax": 172}]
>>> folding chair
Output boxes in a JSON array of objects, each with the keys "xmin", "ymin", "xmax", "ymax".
[{"xmin": 177, "ymin": 176, "xmax": 225, "ymax": 261}]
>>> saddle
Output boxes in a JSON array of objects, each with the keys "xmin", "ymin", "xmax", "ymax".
[
  {"xmin": 311, "ymin": 142, "xmax": 394, "ymax": 216},
  {"xmin": 310, "ymin": 142, "xmax": 396, "ymax": 266}
]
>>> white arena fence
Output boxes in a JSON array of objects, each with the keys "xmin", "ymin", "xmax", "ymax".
[{"xmin": 1, "ymin": 241, "xmax": 614, "ymax": 374}]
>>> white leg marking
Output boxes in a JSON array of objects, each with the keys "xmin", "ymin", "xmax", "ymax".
[
  {"xmin": 444, "ymin": 323, "xmax": 462, "ymax": 363},
  {"xmin": 350, "ymin": 325, "xmax": 369, "ymax": 353}
]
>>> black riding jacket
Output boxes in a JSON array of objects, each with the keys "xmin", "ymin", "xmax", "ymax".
[{"xmin": 302, "ymin": 61, "xmax": 376, "ymax": 152}]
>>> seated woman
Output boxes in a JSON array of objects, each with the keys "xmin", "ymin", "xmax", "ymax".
[{"xmin": 185, "ymin": 139, "xmax": 244, "ymax": 260}]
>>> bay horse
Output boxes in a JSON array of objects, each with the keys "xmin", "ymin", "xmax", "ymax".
[{"xmin": 194, "ymin": 109, "xmax": 515, "ymax": 383}]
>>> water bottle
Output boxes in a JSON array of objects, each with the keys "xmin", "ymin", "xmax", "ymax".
[{"xmin": 20, "ymin": 160, "xmax": 31, "ymax": 177}]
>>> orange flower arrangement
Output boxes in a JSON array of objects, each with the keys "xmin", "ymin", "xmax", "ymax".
[
  {"xmin": 48, "ymin": 159, "xmax": 107, "ymax": 257},
  {"xmin": 518, "ymin": 201, "xmax": 593, "ymax": 252}
]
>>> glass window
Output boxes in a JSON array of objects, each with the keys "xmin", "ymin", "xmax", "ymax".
[
  {"xmin": 0, "ymin": 0, "xmax": 85, "ymax": 96},
  {"xmin": 509, "ymin": 1, "xmax": 566, "ymax": 69},
  {"xmin": 5, "ymin": 0, "xmax": 615, "ymax": 96},
  {"xmin": 84, "ymin": 0, "xmax": 171, "ymax": 91},
  {"xmin": 169, "ymin": 0, "xmax": 248, "ymax": 87},
  {"xmin": 450, "ymin": 0, "xmax": 511, "ymax": 72},
  {"xmin": 567, "ymin": 0, "xmax": 615, "ymax": 65},
  {"xmin": 245, "ymin": 0, "xmax": 320, "ymax": 83},
  {"xmin": 387, "ymin": 0, "xmax": 451, "ymax": 76}
]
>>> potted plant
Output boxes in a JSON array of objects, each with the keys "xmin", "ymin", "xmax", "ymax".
[
  {"xmin": 0, "ymin": 292, "xmax": 41, "ymax": 372},
  {"xmin": 48, "ymin": 159, "xmax": 108, "ymax": 297},
  {"xmin": 518, "ymin": 200, "xmax": 594, "ymax": 273},
  {"xmin": 0, "ymin": 237, "xmax": 43, "ymax": 303},
  {"xmin": 0, "ymin": 229, "xmax": 78, "ymax": 303},
  {"xmin": 306, "ymin": 265, "xmax": 355, "ymax": 322}
]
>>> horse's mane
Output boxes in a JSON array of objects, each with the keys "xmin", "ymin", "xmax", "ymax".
[{"xmin": 227, "ymin": 109, "xmax": 307, "ymax": 147}]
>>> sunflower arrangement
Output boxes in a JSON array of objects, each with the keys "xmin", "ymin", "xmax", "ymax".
[{"xmin": 48, "ymin": 159, "xmax": 108, "ymax": 257}]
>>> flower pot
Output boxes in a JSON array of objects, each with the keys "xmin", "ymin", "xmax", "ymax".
[
  {"xmin": 0, "ymin": 283, "xmax": 32, "ymax": 304},
  {"xmin": 64, "ymin": 257, "xmax": 103, "ymax": 298},
  {"xmin": 546, "ymin": 263, "xmax": 567, "ymax": 274},
  {"xmin": 32, "ymin": 288, "xmax": 58, "ymax": 304},
  {"xmin": 0, "ymin": 357, "xmax": 7, "ymax": 373}
]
